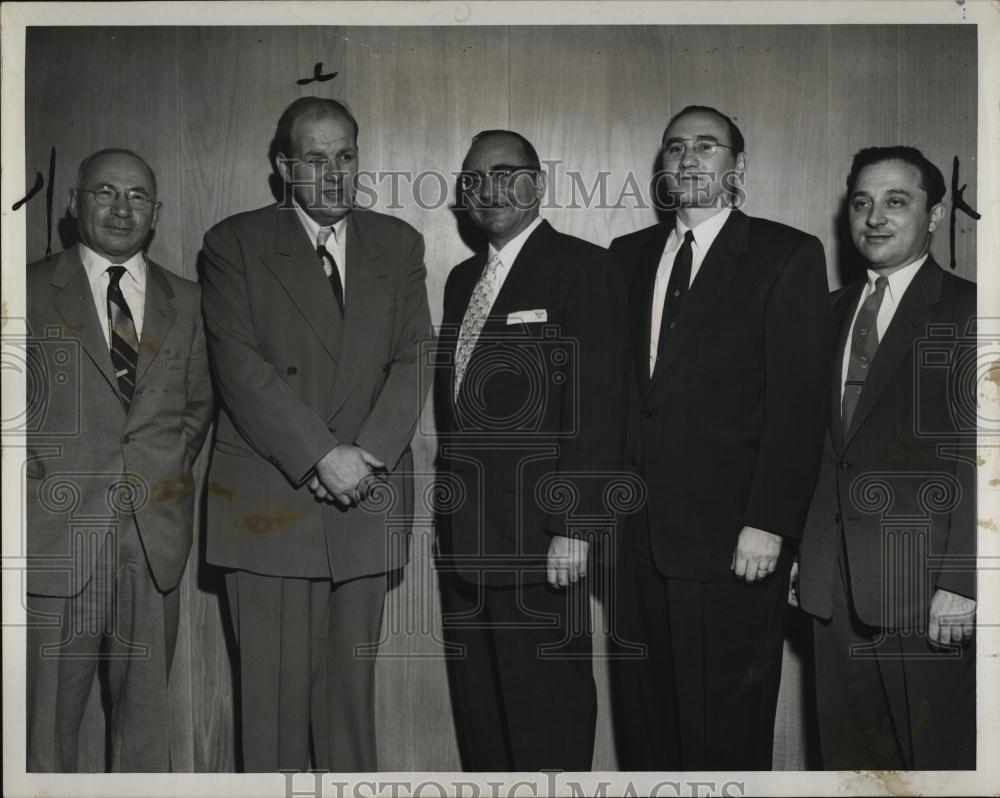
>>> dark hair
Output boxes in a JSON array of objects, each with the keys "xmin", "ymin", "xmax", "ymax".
[
  {"xmin": 663, "ymin": 105, "xmax": 745, "ymax": 154},
  {"xmin": 466, "ymin": 129, "xmax": 541, "ymax": 170},
  {"xmin": 271, "ymin": 96, "xmax": 359, "ymax": 164},
  {"xmin": 846, "ymin": 146, "xmax": 946, "ymax": 208},
  {"xmin": 76, "ymin": 148, "xmax": 157, "ymax": 195}
]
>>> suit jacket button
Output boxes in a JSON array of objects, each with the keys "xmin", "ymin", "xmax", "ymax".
[
  {"xmin": 630, "ymin": 456, "xmax": 638, "ymax": 466},
  {"xmin": 834, "ymin": 512, "xmax": 841, "ymax": 524},
  {"xmin": 123, "ymin": 434, "xmax": 131, "ymax": 445},
  {"xmin": 643, "ymin": 409, "xmax": 655, "ymax": 418},
  {"xmin": 839, "ymin": 461, "xmax": 851, "ymax": 472},
  {"xmin": 287, "ymin": 366, "xmax": 297, "ymax": 376}
]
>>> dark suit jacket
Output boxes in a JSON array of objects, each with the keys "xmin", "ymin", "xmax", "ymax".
[
  {"xmin": 798, "ymin": 257, "xmax": 976, "ymax": 628},
  {"xmin": 26, "ymin": 245, "xmax": 213, "ymax": 597},
  {"xmin": 201, "ymin": 204, "xmax": 432, "ymax": 583},
  {"xmin": 435, "ymin": 220, "xmax": 629, "ymax": 585},
  {"xmin": 610, "ymin": 210, "xmax": 832, "ymax": 581}
]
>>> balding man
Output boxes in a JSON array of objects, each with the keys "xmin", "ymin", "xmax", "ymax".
[
  {"xmin": 435, "ymin": 130, "xmax": 627, "ymax": 771},
  {"xmin": 202, "ymin": 97, "xmax": 431, "ymax": 772},
  {"xmin": 25, "ymin": 149, "xmax": 212, "ymax": 770}
]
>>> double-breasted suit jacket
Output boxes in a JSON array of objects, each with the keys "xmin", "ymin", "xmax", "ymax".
[{"xmin": 202, "ymin": 204, "xmax": 433, "ymax": 582}]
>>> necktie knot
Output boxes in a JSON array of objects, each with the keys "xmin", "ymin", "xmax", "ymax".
[
  {"xmin": 681, "ymin": 229, "xmax": 694, "ymax": 248},
  {"xmin": 316, "ymin": 226, "xmax": 334, "ymax": 248},
  {"xmin": 107, "ymin": 265, "xmax": 126, "ymax": 288},
  {"xmin": 873, "ymin": 275, "xmax": 888, "ymax": 295}
]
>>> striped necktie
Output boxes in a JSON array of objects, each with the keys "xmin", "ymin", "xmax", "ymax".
[
  {"xmin": 842, "ymin": 275, "xmax": 889, "ymax": 433},
  {"xmin": 454, "ymin": 251, "xmax": 503, "ymax": 399},
  {"xmin": 106, "ymin": 265, "xmax": 139, "ymax": 409}
]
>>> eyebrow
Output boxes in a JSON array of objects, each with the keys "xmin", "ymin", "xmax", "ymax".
[{"xmin": 664, "ymin": 135, "xmax": 722, "ymax": 144}]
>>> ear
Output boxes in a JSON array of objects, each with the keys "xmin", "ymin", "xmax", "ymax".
[
  {"xmin": 276, "ymin": 152, "xmax": 293, "ymax": 184},
  {"xmin": 735, "ymin": 151, "xmax": 748, "ymax": 174},
  {"xmin": 928, "ymin": 201, "xmax": 946, "ymax": 233},
  {"xmin": 150, "ymin": 201, "xmax": 161, "ymax": 231},
  {"xmin": 534, "ymin": 169, "xmax": 548, "ymax": 203},
  {"xmin": 67, "ymin": 188, "xmax": 79, "ymax": 219}
]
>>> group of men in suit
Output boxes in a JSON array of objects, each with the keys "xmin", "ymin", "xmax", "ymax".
[{"xmin": 24, "ymin": 96, "xmax": 976, "ymax": 774}]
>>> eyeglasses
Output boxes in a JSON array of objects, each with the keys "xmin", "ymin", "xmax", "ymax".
[
  {"xmin": 74, "ymin": 187, "xmax": 158, "ymax": 210},
  {"xmin": 661, "ymin": 139, "xmax": 736, "ymax": 159},
  {"xmin": 458, "ymin": 166, "xmax": 539, "ymax": 194}
]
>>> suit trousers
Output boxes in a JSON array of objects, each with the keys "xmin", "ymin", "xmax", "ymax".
[
  {"xmin": 614, "ymin": 518, "xmax": 790, "ymax": 770},
  {"xmin": 224, "ymin": 569, "xmax": 388, "ymax": 772},
  {"xmin": 26, "ymin": 516, "xmax": 179, "ymax": 772},
  {"xmin": 440, "ymin": 574, "xmax": 597, "ymax": 772},
  {"xmin": 812, "ymin": 538, "xmax": 976, "ymax": 770}
]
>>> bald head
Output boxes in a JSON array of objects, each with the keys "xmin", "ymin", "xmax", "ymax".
[{"xmin": 76, "ymin": 149, "xmax": 157, "ymax": 197}]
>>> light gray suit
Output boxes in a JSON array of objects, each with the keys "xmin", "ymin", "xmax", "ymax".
[{"xmin": 25, "ymin": 244, "xmax": 212, "ymax": 771}]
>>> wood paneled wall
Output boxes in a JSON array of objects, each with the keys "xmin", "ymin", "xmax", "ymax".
[{"xmin": 23, "ymin": 24, "xmax": 977, "ymax": 772}]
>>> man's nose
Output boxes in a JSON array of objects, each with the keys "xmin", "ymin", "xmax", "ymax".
[
  {"xmin": 866, "ymin": 205, "xmax": 887, "ymax": 227},
  {"xmin": 680, "ymin": 145, "xmax": 700, "ymax": 168},
  {"xmin": 110, "ymin": 194, "xmax": 132, "ymax": 216}
]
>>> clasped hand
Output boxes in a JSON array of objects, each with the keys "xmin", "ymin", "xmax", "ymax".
[{"xmin": 307, "ymin": 444, "xmax": 385, "ymax": 506}]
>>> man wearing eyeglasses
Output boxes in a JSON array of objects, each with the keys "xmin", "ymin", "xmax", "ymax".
[
  {"xmin": 435, "ymin": 130, "xmax": 627, "ymax": 770},
  {"xmin": 609, "ymin": 106, "xmax": 831, "ymax": 769},
  {"xmin": 201, "ymin": 97, "xmax": 431, "ymax": 772},
  {"xmin": 25, "ymin": 148, "xmax": 213, "ymax": 770}
]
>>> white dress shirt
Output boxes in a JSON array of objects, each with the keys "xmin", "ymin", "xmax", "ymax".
[
  {"xmin": 649, "ymin": 208, "xmax": 732, "ymax": 374},
  {"xmin": 293, "ymin": 203, "xmax": 348, "ymax": 300},
  {"xmin": 79, "ymin": 242, "xmax": 147, "ymax": 347},
  {"xmin": 839, "ymin": 253, "xmax": 927, "ymax": 401},
  {"xmin": 483, "ymin": 216, "xmax": 544, "ymax": 301}
]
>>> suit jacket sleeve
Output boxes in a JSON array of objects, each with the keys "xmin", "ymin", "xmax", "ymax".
[
  {"xmin": 743, "ymin": 235, "xmax": 832, "ymax": 540},
  {"xmin": 201, "ymin": 223, "xmax": 340, "ymax": 484},
  {"xmin": 182, "ymin": 295, "xmax": 214, "ymax": 465},
  {"xmin": 936, "ymin": 293, "xmax": 977, "ymax": 600},
  {"xmin": 354, "ymin": 233, "xmax": 433, "ymax": 470},
  {"xmin": 544, "ymin": 248, "xmax": 629, "ymax": 537}
]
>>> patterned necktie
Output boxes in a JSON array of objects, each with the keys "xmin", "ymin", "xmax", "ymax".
[
  {"xmin": 842, "ymin": 275, "xmax": 889, "ymax": 433},
  {"xmin": 316, "ymin": 226, "xmax": 345, "ymax": 314},
  {"xmin": 654, "ymin": 229, "xmax": 695, "ymax": 371},
  {"xmin": 453, "ymin": 252, "xmax": 503, "ymax": 399},
  {"xmin": 106, "ymin": 266, "xmax": 139, "ymax": 409}
]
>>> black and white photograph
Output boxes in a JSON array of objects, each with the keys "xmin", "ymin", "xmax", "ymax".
[{"xmin": 2, "ymin": 1, "xmax": 998, "ymax": 796}]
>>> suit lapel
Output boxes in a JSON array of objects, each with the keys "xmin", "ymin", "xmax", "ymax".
[
  {"xmin": 135, "ymin": 259, "xmax": 177, "ymax": 384},
  {"xmin": 260, "ymin": 204, "xmax": 343, "ymax": 361},
  {"xmin": 629, "ymin": 222, "xmax": 672, "ymax": 394},
  {"xmin": 327, "ymin": 211, "xmax": 391, "ymax": 418},
  {"xmin": 453, "ymin": 221, "xmax": 551, "ymax": 407},
  {"xmin": 844, "ymin": 258, "xmax": 942, "ymax": 446},
  {"xmin": 829, "ymin": 285, "xmax": 863, "ymax": 454},
  {"xmin": 648, "ymin": 209, "xmax": 748, "ymax": 393},
  {"xmin": 49, "ymin": 247, "xmax": 119, "ymax": 393}
]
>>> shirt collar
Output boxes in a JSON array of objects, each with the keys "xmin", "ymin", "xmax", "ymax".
[
  {"xmin": 78, "ymin": 242, "xmax": 147, "ymax": 289},
  {"xmin": 489, "ymin": 217, "xmax": 544, "ymax": 270},
  {"xmin": 674, "ymin": 207, "xmax": 732, "ymax": 251},
  {"xmin": 866, "ymin": 253, "xmax": 927, "ymax": 305},
  {"xmin": 293, "ymin": 201, "xmax": 348, "ymax": 248}
]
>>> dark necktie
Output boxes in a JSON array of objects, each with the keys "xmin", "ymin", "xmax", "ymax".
[
  {"xmin": 106, "ymin": 265, "xmax": 139, "ymax": 409},
  {"xmin": 656, "ymin": 229, "xmax": 695, "ymax": 365},
  {"xmin": 316, "ymin": 226, "xmax": 345, "ymax": 314},
  {"xmin": 842, "ymin": 275, "xmax": 889, "ymax": 433}
]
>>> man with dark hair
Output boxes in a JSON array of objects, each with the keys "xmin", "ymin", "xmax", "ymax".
[
  {"xmin": 796, "ymin": 146, "xmax": 976, "ymax": 769},
  {"xmin": 26, "ymin": 148, "xmax": 212, "ymax": 770},
  {"xmin": 610, "ymin": 105, "xmax": 831, "ymax": 769},
  {"xmin": 201, "ymin": 96, "xmax": 432, "ymax": 771},
  {"xmin": 435, "ymin": 130, "xmax": 627, "ymax": 770}
]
